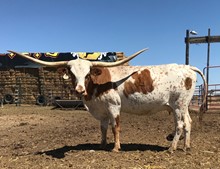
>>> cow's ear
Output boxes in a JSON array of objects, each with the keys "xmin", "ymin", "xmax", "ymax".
[
  {"xmin": 90, "ymin": 68, "xmax": 102, "ymax": 76},
  {"xmin": 57, "ymin": 67, "xmax": 70, "ymax": 79}
]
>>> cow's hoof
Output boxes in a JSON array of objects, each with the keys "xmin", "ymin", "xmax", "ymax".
[
  {"xmin": 166, "ymin": 133, "xmax": 184, "ymax": 141},
  {"xmin": 167, "ymin": 147, "xmax": 176, "ymax": 154},
  {"xmin": 166, "ymin": 134, "xmax": 174, "ymax": 141},
  {"xmin": 183, "ymin": 147, "xmax": 191, "ymax": 151},
  {"xmin": 100, "ymin": 141, "xmax": 107, "ymax": 150},
  {"xmin": 183, "ymin": 147, "xmax": 191, "ymax": 155},
  {"xmin": 167, "ymin": 149, "xmax": 174, "ymax": 154},
  {"xmin": 112, "ymin": 148, "xmax": 120, "ymax": 152}
]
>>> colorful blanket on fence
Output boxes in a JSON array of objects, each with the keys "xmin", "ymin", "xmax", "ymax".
[{"xmin": 0, "ymin": 52, "xmax": 117, "ymax": 68}]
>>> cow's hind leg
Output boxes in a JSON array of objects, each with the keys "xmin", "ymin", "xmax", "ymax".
[
  {"xmin": 166, "ymin": 110, "xmax": 184, "ymax": 142},
  {"xmin": 183, "ymin": 112, "xmax": 192, "ymax": 152}
]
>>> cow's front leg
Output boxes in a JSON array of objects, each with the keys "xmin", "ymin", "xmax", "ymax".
[
  {"xmin": 169, "ymin": 108, "xmax": 184, "ymax": 153},
  {"xmin": 106, "ymin": 93, "xmax": 121, "ymax": 152},
  {"xmin": 100, "ymin": 118, "xmax": 109, "ymax": 149},
  {"xmin": 111, "ymin": 115, "xmax": 121, "ymax": 152}
]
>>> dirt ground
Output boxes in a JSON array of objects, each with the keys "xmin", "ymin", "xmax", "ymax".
[{"xmin": 0, "ymin": 104, "xmax": 219, "ymax": 169}]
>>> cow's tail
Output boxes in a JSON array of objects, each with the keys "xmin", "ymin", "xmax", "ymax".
[{"xmin": 190, "ymin": 66, "xmax": 208, "ymax": 122}]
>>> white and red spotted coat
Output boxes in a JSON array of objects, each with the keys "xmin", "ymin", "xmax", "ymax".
[{"xmin": 66, "ymin": 60, "xmax": 207, "ymax": 152}]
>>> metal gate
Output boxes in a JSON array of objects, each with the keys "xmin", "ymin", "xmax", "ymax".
[{"xmin": 190, "ymin": 84, "xmax": 220, "ymax": 111}]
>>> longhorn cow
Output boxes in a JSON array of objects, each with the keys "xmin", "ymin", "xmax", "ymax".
[{"xmin": 8, "ymin": 49, "xmax": 207, "ymax": 153}]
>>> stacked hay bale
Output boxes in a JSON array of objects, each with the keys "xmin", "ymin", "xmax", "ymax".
[
  {"xmin": 38, "ymin": 67, "xmax": 77, "ymax": 104},
  {"xmin": 0, "ymin": 69, "xmax": 16, "ymax": 104},
  {"xmin": 0, "ymin": 68, "xmax": 39, "ymax": 104}
]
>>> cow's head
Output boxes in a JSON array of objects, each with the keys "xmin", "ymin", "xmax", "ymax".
[{"xmin": 8, "ymin": 49, "xmax": 148, "ymax": 96}]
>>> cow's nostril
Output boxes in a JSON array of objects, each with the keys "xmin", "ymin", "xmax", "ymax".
[
  {"xmin": 75, "ymin": 85, "xmax": 86, "ymax": 95},
  {"xmin": 79, "ymin": 90, "xmax": 85, "ymax": 94}
]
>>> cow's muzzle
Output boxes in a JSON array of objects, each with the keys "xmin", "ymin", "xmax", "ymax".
[{"xmin": 75, "ymin": 85, "xmax": 86, "ymax": 95}]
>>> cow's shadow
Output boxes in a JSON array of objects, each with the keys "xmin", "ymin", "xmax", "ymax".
[{"xmin": 35, "ymin": 143, "xmax": 168, "ymax": 159}]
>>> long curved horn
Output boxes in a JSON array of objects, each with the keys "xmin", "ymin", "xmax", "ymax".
[
  {"xmin": 91, "ymin": 48, "xmax": 148, "ymax": 67},
  {"xmin": 7, "ymin": 50, "xmax": 68, "ymax": 67}
]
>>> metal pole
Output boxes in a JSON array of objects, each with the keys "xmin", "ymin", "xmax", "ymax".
[
  {"xmin": 185, "ymin": 30, "xmax": 190, "ymax": 65},
  {"xmin": 206, "ymin": 28, "xmax": 211, "ymax": 110}
]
